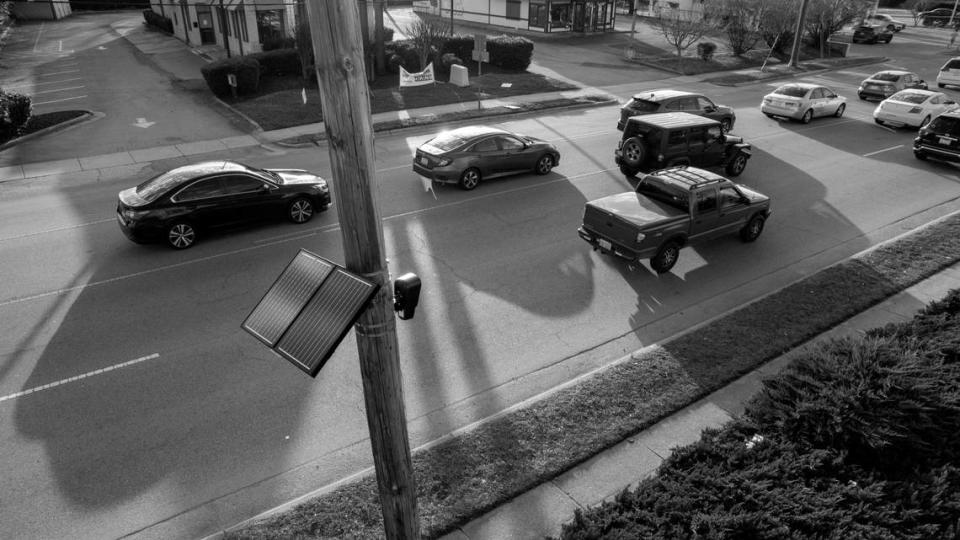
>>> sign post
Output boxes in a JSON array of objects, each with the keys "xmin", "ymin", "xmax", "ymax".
[{"xmin": 471, "ymin": 34, "xmax": 489, "ymax": 110}]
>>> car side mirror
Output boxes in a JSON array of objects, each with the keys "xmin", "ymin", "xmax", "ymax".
[
  {"xmin": 704, "ymin": 105, "xmax": 716, "ymax": 112},
  {"xmin": 393, "ymin": 273, "xmax": 421, "ymax": 320}
]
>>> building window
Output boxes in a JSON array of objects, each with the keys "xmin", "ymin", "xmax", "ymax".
[
  {"xmin": 256, "ymin": 9, "xmax": 285, "ymax": 44},
  {"xmin": 232, "ymin": 6, "xmax": 248, "ymax": 41},
  {"xmin": 529, "ymin": 2, "xmax": 546, "ymax": 27},
  {"xmin": 506, "ymin": 0, "xmax": 521, "ymax": 20}
]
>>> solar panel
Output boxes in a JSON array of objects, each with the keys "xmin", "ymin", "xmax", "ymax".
[{"xmin": 242, "ymin": 250, "xmax": 379, "ymax": 377}]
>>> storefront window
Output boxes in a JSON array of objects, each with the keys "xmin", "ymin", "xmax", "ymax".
[
  {"xmin": 529, "ymin": 3, "xmax": 547, "ymax": 27},
  {"xmin": 256, "ymin": 9, "xmax": 284, "ymax": 44},
  {"xmin": 551, "ymin": 4, "xmax": 571, "ymax": 29}
]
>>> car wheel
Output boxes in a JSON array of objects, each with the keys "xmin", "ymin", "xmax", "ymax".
[
  {"xmin": 740, "ymin": 214, "xmax": 766, "ymax": 242},
  {"xmin": 915, "ymin": 151, "xmax": 928, "ymax": 161},
  {"xmin": 858, "ymin": 94, "xmax": 866, "ymax": 101},
  {"xmin": 534, "ymin": 154, "xmax": 554, "ymax": 175},
  {"xmin": 939, "ymin": 83, "xmax": 946, "ymax": 88},
  {"xmin": 621, "ymin": 137, "xmax": 646, "ymax": 168},
  {"xmin": 619, "ymin": 163, "xmax": 638, "ymax": 177},
  {"xmin": 875, "ymin": 118, "xmax": 885, "ymax": 126},
  {"xmin": 650, "ymin": 241, "xmax": 681, "ymax": 274},
  {"xmin": 720, "ymin": 118, "xmax": 732, "ymax": 133},
  {"xmin": 459, "ymin": 168, "xmax": 481, "ymax": 190},
  {"xmin": 167, "ymin": 222, "xmax": 197, "ymax": 249},
  {"xmin": 288, "ymin": 197, "xmax": 315, "ymax": 223},
  {"xmin": 800, "ymin": 109, "xmax": 813, "ymax": 124},
  {"xmin": 919, "ymin": 115, "xmax": 932, "ymax": 129},
  {"xmin": 835, "ymin": 103, "xmax": 846, "ymax": 117},
  {"xmin": 725, "ymin": 152, "xmax": 748, "ymax": 177},
  {"xmin": 887, "ymin": 24, "xmax": 895, "ymax": 32}
]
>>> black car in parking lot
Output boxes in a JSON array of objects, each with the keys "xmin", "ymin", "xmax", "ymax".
[
  {"xmin": 116, "ymin": 160, "xmax": 331, "ymax": 249},
  {"xmin": 915, "ymin": 109, "xmax": 960, "ymax": 163},
  {"xmin": 852, "ymin": 24, "xmax": 893, "ymax": 43}
]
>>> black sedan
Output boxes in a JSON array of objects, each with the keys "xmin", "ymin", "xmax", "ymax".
[
  {"xmin": 412, "ymin": 126, "xmax": 560, "ymax": 190},
  {"xmin": 116, "ymin": 160, "xmax": 331, "ymax": 249}
]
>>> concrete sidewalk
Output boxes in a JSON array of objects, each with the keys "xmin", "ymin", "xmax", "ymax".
[{"xmin": 439, "ymin": 259, "xmax": 960, "ymax": 540}]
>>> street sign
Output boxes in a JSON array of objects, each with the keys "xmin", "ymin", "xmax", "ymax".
[{"xmin": 242, "ymin": 249, "xmax": 379, "ymax": 377}]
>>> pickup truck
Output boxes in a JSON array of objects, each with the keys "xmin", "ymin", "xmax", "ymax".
[{"xmin": 577, "ymin": 166, "xmax": 771, "ymax": 273}]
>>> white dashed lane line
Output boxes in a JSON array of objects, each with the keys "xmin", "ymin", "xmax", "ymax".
[{"xmin": 0, "ymin": 353, "xmax": 161, "ymax": 404}]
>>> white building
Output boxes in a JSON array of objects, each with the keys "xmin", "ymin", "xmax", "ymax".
[
  {"xmin": 413, "ymin": 0, "xmax": 618, "ymax": 33},
  {"xmin": 149, "ymin": 0, "xmax": 297, "ymax": 55}
]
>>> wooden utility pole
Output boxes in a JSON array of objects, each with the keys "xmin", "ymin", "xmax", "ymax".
[
  {"xmin": 789, "ymin": 0, "xmax": 811, "ymax": 68},
  {"xmin": 302, "ymin": 1, "xmax": 420, "ymax": 538}
]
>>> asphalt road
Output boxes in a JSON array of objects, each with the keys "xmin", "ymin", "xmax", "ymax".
[{"xmin": 2, "ymin": 12, "xmax": 960, "ymax": 540}]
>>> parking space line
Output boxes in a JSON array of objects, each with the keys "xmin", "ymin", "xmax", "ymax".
[
  {"xmin": 863, "ymin": 144, "xmax": 903, "ymax": 157},
  {"xmin": 30, "ymin": 85, "xmax": 85, "ymax": 95},
  {"xmin": 33, "ymin": 95, "xmax": 87, "ymax": 106},
  {"xmin": 5, "ymin": 78, "xmax": 83, "ymax": 90}
]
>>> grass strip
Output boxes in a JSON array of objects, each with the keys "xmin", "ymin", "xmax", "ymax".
[{"xmin": 228, "ymin": 207, "xmax": 960, "ymax": 539}]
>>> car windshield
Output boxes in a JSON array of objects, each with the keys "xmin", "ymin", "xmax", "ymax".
[
  {"xmin": 890, "ymin": 91, "xmax": 928, "ymax": 104},
  {"xmin": 774, "ymin": 85, "xmax": 809, "ymax": 98},
  {"xmin": 427, "ymin": 131, "xmax": 473, "ymax": 152},
  {"xmin": 637, "ymin": 178, "xmax": 689, "ymax": 211},
  {"xmin": 872, "ymin": 72, "xmax": 900, "ymax": 81},
  {"xmin": 135, "ymin": 169, "xmax": 198, "ymax": 202},
  {"xmin": 627, "ymin": 98, "xmax": 660, "ymax": 112},
  {"xmin": 928, "ymin": 115, "xmax": 960, "ymax": 134}
]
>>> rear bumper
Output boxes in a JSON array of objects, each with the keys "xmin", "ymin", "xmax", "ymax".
[
  {"xmin": 578, "ymin": 226, "xmax": 653, "ymax": 261},
  {"xmin": 914, "ymin": 142, "xmax": 960, "ymax": 162},
  {"xmin": 412, "ymin": 163, "xmax": 459, "ymax": 184}
]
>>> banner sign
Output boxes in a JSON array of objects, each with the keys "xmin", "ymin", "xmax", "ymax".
[{"xmin": 400, "ymin": 62, "xmax": 435, "ymax": 87}]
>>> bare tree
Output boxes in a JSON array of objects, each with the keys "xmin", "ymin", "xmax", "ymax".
[
  {"xmin": 652, "ymin": 8, "xmax": 714, "ymax": 73},
  {"xmin": 805, "ymin": 0, "xmax": 871, "ymax": 58},
  {"xmin": 758, "ymin": 0, "xmax": 797, "ymax": 58},
  {"xmin": 403, "ymin": 19, "xmax": 451, "ymax": 71},
  {"xmin": 705, "ymin": 0, "xmax": 768, "ymax": 56}
]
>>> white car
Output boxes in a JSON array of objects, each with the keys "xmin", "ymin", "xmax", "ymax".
[
  {"xmin": 865, "ymin": 13, "xmax": 906, "ymax": 32},
  {"xmin": 761, "ymin": 82, "xmax": 847, "ymax": 124},
  {"xmin": 873, "ymin": 89, "xmax": 959, "ymax": 129},
  {"xmin": 937, "ymin": 57, "xmax": 960, "ymax": 90}
]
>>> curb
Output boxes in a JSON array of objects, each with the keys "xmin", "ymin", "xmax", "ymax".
[{"xmin": 0, "ymin": 111, "xmax": 99, "ymax": 153}]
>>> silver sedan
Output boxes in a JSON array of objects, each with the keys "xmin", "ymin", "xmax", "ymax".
[{"xmin": 761, "ymin": 83, "xmax": 847, "ymax": 124}]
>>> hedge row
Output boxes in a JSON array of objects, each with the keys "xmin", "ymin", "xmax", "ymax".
[
  {"xmin": 0, "ymin": 89, "xmax": 33, "ymax": 141},
  {"xmin": 559, "ymin": 288, "xmax": 960, "ymax": 538},
  {"xmin": 142, "ymin": 9, "xmax": 173, "ymax": 34}
]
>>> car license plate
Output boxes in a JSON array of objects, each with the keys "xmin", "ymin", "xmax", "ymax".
[
  {"xmin": 599, "ymin": 239, "xmax": 612, "ymax": 250},
  {"xmin": 940, "ymin": 137, "xmax": 953, "ymax": 145}
]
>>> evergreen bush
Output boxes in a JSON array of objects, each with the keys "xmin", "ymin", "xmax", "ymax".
[
  {"xmin": 4, "ymin": 91, "xmax": 32, "ymax": 134},
  {"xmin": 487, "ymin": 35, "xmax": 533, "ymax": 71},
  {"xmin": 247, "ymin": 49, "xmax": 301, "ymax": 77},
  {"xmin": 142, "ymin": 9, "xmax": 173, "ymax": 34},
  {"xmin": 385, "ymin": 40, "xmax": 420, "ymax": 73},
  {"xmin": 437, "ymin": 53, "xmax": 464, "ymax": 76},
  {"xmin": 697, "ymin": 41, "xmax": 717, "ymax": 61},
  {"xmin": 200, "ymin": 57, "xmax": 260, "ymax": 97},
  {"xmin": 442, "ymin": 34, "xmax": 475, "ymax": 62}
]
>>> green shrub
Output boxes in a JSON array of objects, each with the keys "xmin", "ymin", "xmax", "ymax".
[
  {"xmin": 441, "ymin": 34, "xmax": 475, "ymax": 62},
  {"xmin": 248, "ymin": 49, "xmax": 301, "ymax": 77},
  {"xmin": 4, "ymin": 91, "xmax": 32, "ymax": 134},
  {"xmin": 385, "ymin": 40, "xmax": 420, "ymax": 73},
  {"xmin": 200, "ymin": 57, "xmax": 260, "ymax": 97},
  {"xmin": 261, "ymin": 36, "xmax": 295, "ymax": 51},
  {"xmin": 437, "ymin": 53, "xmax": 464, "ymax": 76},
  {"xmin": 486, "ymin": 35, "xmax": 533, "ymax": 71},
  {"xmin": 697, "ymin": 41, "xmax": 717, "ymax": 61},
  {"xmin": 142, "ymin": 9, "xmax": 173, "ymax": 34}
]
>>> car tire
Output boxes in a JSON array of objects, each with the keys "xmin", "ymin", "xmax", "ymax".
[
  {"xmin": 915, "ymin": 151, "xmax": 928, "ymax": 161},
  {"xmin": 621, "ymin": 137, "xmax": 646, "ymax": 168},
  {"xmin": 720, "ymin": 118, "xmax": 732, "ymax": 133},
  {"xmin": 167, "ymin": 222, "xmax": 197, "ymax": 250},
  {"xmin": 920, "ymin": 115, "xmax": 932, "ymax": 129},
  {"xmin": 858, "ymin": 94, "xmax": 866, "ymax": 100},
  {"xmin": 534, "ymin": 154, "xmax": 554, "ymax": 175},
  {"xmin": 650, "ymin": 241, "xmax": 681, "ymax": 274},
  {"xmin": 887, "ymin": 24, "xmax": 895, "ymax": 32},
  {"xmin": 800, "ymin": 109, "xmax": 813, "ymax": 124},
  {"xmin": 619, "ymin": 163, "xmax": 638, "ymax": 177},
  {"xmin": 459, "ymin": 168, "xmax": 481, "ymax": 190},
  {"xmin": 875, "ymin": 118, "xmax": 885, "ymax": 126},
  {"xmin": 835, "ymin": 103, "xmax": 846, "ymax": 117},
  {"xmin": 288, "ymin": 197, "xmax": 315, "ymax": 224},
  {"xmin": 740, "ymin": 214, "xmax": 766, "ymax": 242},
  {"xmin": 939, "ymin": 83, "xmax": 946, "ymax": 89},
  {"xmin": 725, "ymin": 152, "xmax": 748, "ymax": 177}
]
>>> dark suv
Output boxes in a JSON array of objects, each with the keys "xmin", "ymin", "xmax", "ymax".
[
  {"xmin": 852, "ymin": 24, "xmax": 893, "ymax": 44},
  {"xmin": 914, "ymin": 109, "xmax": 960, "ymax": 163},
  {"xmin": 617, "ymin": 89, "xmax": 736, "ymax": 132},
  {"xmin": 615, "ymin": 112, "xmax": 752, "ymax": 178}
]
